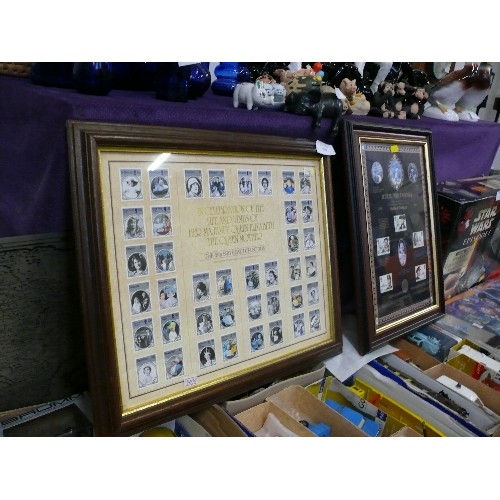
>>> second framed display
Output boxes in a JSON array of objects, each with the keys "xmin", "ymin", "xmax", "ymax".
[
  {"xmin": 340, "ymin": 119, "xmax": 445, "ymax": 353},
  {"xmin": 67, "ymin": 121, "xmax": 342, "ymax": 435}
]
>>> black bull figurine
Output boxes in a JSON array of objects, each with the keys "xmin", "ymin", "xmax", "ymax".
[{"xmin": 283, "ymin": 90, "xmax": 347, "ymax": 139}]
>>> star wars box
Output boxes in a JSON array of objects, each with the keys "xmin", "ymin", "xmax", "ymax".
[{"xmin": 437, "ymin": 175, "xmax": 500, "ymax": 299}]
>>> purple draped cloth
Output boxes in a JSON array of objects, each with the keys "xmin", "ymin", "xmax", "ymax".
[{"xmin": 1, "ymin": 75, "xmax": 500, "ymax": 238}]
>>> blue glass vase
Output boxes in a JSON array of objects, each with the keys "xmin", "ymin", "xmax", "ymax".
[
  {"xmin": 211, "ymin": 63, "xmax": 251, "ymax": 96},
  {"xmin": 188, "ymin": 62, "xmax": 212, "ymax": 99},
  {"xmin": 73, "ymin": 63, "xmax": 113, "ymax": 95}
]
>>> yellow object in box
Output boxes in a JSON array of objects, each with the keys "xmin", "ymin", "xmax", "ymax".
[
  {"xmin": 447, "ymin": 349, "xmax": 500, "ymax": 392},
  {"xmin": 139, "ymin": 427, "xmax": 176, "ymax": 437},
  {"xmin": 449, "ymin": 338, "xmax": 494, "ymax": 358},
  {"xmin": 307, "ymin": 377, "xmax": 417, "ymax": 437},
  {"xmin": 448, "ymin": 352, "xmax": 487, "ymax": 377},
  {"xmin": 352, "ymin": 377, "xmax": 445, "ymax": 437}
]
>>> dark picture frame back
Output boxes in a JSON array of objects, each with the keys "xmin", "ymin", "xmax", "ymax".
[
  {"xmin": 67, "ymin": 121, "xmax": 343, "ymax": 436},
  {"xmin": 339, "ymin": 119, "xmax": 445, "ymax": 354}
]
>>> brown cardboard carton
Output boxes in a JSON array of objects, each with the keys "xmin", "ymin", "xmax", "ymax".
[
  {"xmin": 266, "ymin": 385, "xmax": 367, "ymax": 437},
  {"xmin": 390, "ymin": 338, "xmax": 441, "ymax": 370},
  {"xmin": 390, "ymin": 426, "xmax": 421, "ymax": 437},
  {"xmin": 425, "ymin": 363, "xmax": 500, "ymax": 416},
  {"xmin": 224, "ymin": 364, "xmax": 326, "ymax": 416},
  {"xmin": 234, "ymin": 401, "xmax": 316, "ymax": 437},
  {"xmin": 188, "ymin": 405, "xmax": 247, "ymax": 437}
]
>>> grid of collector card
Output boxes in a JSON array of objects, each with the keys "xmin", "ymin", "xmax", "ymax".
[{"xmin": 113, "ymin": 161, "xmax": 327, "ymax": 394}]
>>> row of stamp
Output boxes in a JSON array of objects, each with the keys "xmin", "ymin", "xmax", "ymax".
[
  {"xmin": 120, "ymin": 167, "xmax": 315, "ymax": 201},
  {"xmin": 376, "ymin": 227, "xmax": 425, "ymax": 258},
  {"xmin": 121, "ymin": 199, "xmax": 316, "ymax": 241},
  {"xmin": 128, "ymin": 255, "xmax": 320, "ymax": 312},
  {"xmin": 370, "ymin": 155, "xmax": 420, "ymax": 191},
  {"xmin": 128, "ymin": 250, "xmax": 318, "ymax": 289},
  {"xmin": 135, "ymin": 310, "xmax": 322, "ymax": 389},
  {"xmin": 379, "ymin": 264, "xmax": 427, "ymax": 294},
  {"xmin": 131, "ymin": 281, "xmax": 322, "ymax": 325},
  {"xmin": 126, "ymin": 229, "xmax": 317, "ymax": 281}
]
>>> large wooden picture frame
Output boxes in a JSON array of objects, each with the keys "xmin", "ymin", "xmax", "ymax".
[
  {"xmin": 67, "ymin": 121, "xmax": 342, "ymax": 436},
  {"xmin": 340, "ymin": 120, "xmax": 444, "ymax": 354}
]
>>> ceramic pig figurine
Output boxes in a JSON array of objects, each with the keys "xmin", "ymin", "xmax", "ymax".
[{"xmin": 233, "ymin": 81, "xmax": 274, "ymax": 110}]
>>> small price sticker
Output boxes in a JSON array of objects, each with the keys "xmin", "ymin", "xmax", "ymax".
[
  {"xmin": 315, "ymin": 140, "xmax": 335, "ymax": 156},
  {"xmin": 184, "ymin": 376, "xmax": 198, "ymax": 388},
  {"xmin": 496, "ymin": 190, "xmax": 500, "ymax": 201},
  {"xmin": 390, "ymin": 145, "xmax": 399, "ymax": 153}
]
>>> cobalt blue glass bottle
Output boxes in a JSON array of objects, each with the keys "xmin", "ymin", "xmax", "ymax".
[
  {"xmin": 155, "ymin": 63, "xmax": 191, "ymax": 102},
  {"xmin": 111, "ymin": 62, "xmax": 134, "ymax": 89},
  {"xmin": 211, "ymin": 62, "xmax": 251, "ymax": 96},
  {"xmin": 188, "ymin": 62, "xmax": 212, "ymax": 99},
  {"xmin": 73, "ymin": 63, "xmax": 113, "ymax": 95},
  {"xmin": 141, "ymin": 62, "xmax": 162, "ymax": 90}
]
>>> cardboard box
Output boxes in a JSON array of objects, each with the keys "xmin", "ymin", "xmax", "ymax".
[
  {"xmin": 306, "ymin": 376, "xmax": 409, "ymax": 437},
  {"xmin": 390, "ymin": 426, "xmax": 421, "ymax": 437},
  {"xmin": 390, "ymin": 338, "xmax": 441, "ymax": 370},
  {"xmin": 437, "ymin": 175, "xmax": 500, "ymax": 299},
  {"xmin": 234, "ymin": 401, "xmax": 316, "ymax": 437},
  {"xmin": 446, "ymin": 351, "xmax": 500, "ymax": 393},
  {"xmin": 425, "ymin": 363, "xmax": 500, "ymax": 416},
  {"xmin": 266, "ymin": 385, "xmax": 367, "ymax": 437},
  {"xmin": 448, "ymin": 338, "xmax": 500, "ymax": 363},
  {"xmin": 224, "ymin": 364, "xmax": 326, "ymax": 416},
  {"xmin": 188, "ymin": 405, "xmax": 248, "ymax": 437}
]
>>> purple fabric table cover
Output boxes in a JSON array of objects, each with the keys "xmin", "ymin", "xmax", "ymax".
[{"xmin": 2, "ymin": 75, "xmax": 500, "ymax": 238}]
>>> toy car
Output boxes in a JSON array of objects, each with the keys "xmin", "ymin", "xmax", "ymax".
[{"xmin": 406, "ymin": 331, "xmax": 440, "ymax": 356}]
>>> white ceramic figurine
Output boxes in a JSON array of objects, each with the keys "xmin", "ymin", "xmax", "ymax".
[{"xmin": 233, "ymin": 81, "xmax": 274, "ymax": 110}]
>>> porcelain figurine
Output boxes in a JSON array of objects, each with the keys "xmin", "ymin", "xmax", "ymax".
[
  {"xmin": 255, "ymin": 73, "xmax": 276, "ymax": 84},
  {"xmin": 368, "ymin": 81, "xmax": 396, "ymax": 118},
  {"xmin": 283, "ymin": 90, "xmax": 348, "ymax": 138},
  {"xmin": 273, "ymin": 63, "xmax": 315, "ymax": 86},
  {"xmin": 283, "ymin": 75, "xmax": 323, "ymax": 96},
  {"xmin": 233, "ymin": 81, "xmax": 274, "ymax": 110},
  {"xmin": 392, "ymin": 82, "xmax": 407, "ymax": 108},
  {"xmin": 339, "ymin": 78, "xmax": 370, "ymax": 115},
  {"xmin": 423, "ymin": 62, "xmax": 479, "ymax": 121},
  {"xmin": 454, "ymin": 62, "xmax": 493, "ymax": 122},
  {"xmin": 269, "ymin": 82, "xmax": 286, "ymax": 109},
  {"xmin": 404, "ymin": 85, "xmax": 428, "ymax": 118}
]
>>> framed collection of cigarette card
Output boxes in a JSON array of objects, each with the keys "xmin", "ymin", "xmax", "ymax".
[
  {"xmin": 67, "ymin": 121, "xmax": 342, "ymax": 436},
  {"xmin": 340, "ymin": 120, "xmax": 445, "ymax": 354}
]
